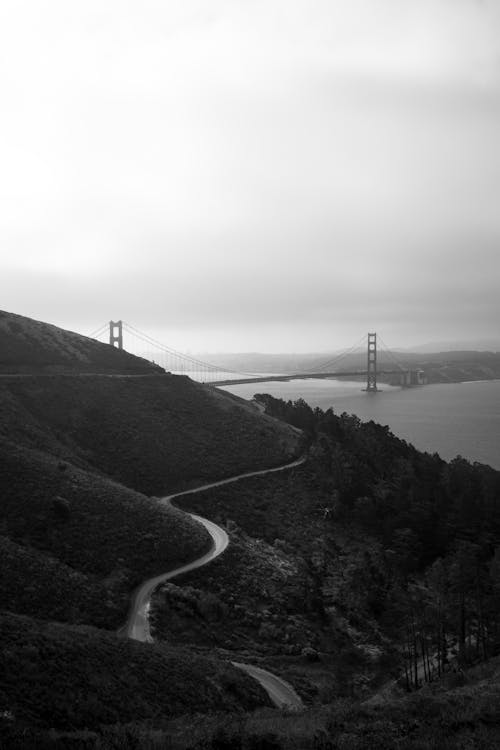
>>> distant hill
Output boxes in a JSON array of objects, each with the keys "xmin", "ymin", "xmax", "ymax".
[
  {"xmin": 400, "ymin": 338, "xmax": 500, "ymax": 353},
  {"xmin": 193, "ymin": 350, "xmax": 337, "ymax": 374},
  {"xmin": 0, "ymin": 309, "xmax": 162, "ymax": 374},
  {"xmin": 198, "ymin": 348, "xmax": 500, "ymax": 384}
]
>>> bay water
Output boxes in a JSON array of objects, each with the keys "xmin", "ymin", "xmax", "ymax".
[{"xmin": 220, "ymin": 379, "xmax": 500, "ymax": 470}]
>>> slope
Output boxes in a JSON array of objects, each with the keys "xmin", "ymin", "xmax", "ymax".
[
  {"xmin": 0, "ymin": 373, "xmax": 302, "ymax": 495},
  {"xmin": 0, "ymin": 311, "xmax": 307, "ymax": 736},
  {"xmin": 0, "ymin": 611, "xmax": 270, "ymax": 735},
  {"xmin": 0, "ymin": 309, "xmax": 161, "ymax": 374},
  {"xmin": 0, "ymin": 437, "xmax": 211, "ymax": 628}
]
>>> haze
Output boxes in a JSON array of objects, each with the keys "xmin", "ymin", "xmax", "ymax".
[{"xmin": 1, "ymin": 0, "xmax": 499, "ymax": 353}]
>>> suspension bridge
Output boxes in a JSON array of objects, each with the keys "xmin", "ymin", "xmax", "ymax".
[{"xmin": 88, "ymin": 321, "xmax": 426, "ymax": 392}]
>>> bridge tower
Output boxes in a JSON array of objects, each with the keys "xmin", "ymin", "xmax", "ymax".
[
  {"xmin": 365, "ymin": 332, "xmax": 377, "ymax": 392},
  {"xmin": 109, "ymin": 320, "xmax": 123, "ymax": 349}
]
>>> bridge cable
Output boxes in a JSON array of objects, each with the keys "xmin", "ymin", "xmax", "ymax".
[
  {"xmin": 376, "ymin": 334, "xmax": 407, "ymax": 372},
  {"xmin": 309, "ymin": 333, "xmax": 368, "ymax": 373},
  {"xmin": 122, "ymin": 324, "xmax": 225, "ymax": 375},
  {"xmin": 132, "ymin": 328, "xmax": 193, "ymax": 376},
  {"xmin": 87, "ymin": 324, "xmax": 109, "ymax": 340},
  {"xmin": 122, "ymin": 324, "xmax": 221, "ymax": 373},
  {"xmin": 121, "ymin": 323, "xmax": 256, "ymax": 379}
]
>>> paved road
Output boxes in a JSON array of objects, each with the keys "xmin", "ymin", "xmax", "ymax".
[
  {"xmin": 119, "ymin": 514, "xmax": 229, "ymax": 642},
  {"xmin": 161, "ymin": 455, "xmax": 305, "ymax": 506},
  {"xmin": 120, "ymin": 456, "xmax": 305, "ymax": 709},
  {"xmin": 231, "ymin": 662, "xmax": 303, "ymax": 710}
]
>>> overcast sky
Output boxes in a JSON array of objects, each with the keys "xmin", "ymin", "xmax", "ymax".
[{"xmin": 1, "ymin": 0, "xmax": 499, "ymax": 352}]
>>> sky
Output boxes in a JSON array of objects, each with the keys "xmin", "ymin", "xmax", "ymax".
[{"xmin": 1, "ymin": 0, "xmax": 499, "ymax": 353}]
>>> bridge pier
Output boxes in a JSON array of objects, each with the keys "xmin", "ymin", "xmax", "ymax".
[{"xmin": 400, "ymin": 369, "xmax": 427, "ymax": 387}]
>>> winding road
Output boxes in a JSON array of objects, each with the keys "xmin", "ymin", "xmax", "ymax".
[
  {"xmin": 120, "ymin": 514, "xmax": 229, "ymax": 642},
  {"xmin": 121, "ymin": 455, "xmax": 306, "ymax": 710}
]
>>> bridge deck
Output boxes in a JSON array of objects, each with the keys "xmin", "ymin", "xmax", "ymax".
[{"xmin": 210, "ymin": 370, "xmax": 402, "ymax": 387}]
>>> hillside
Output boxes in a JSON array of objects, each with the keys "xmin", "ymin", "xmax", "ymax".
[
  {"xmin": 0, "ymin": 313, "xmax": 302, "ymax": 624},
  {"xmin": 4, "ymin": 311, "xmax": 500, "ymax": 748},
  {"xmin": 0, "ymin": 375, "xmax": 302, "ymax": 495},
  {"xmin": 0, "ymin": 311, "xmax": 305, "ymax": 745},
  {"xmin": 0, "ymin": 437, "xmax": 212, "ymax": 628},
  {"xmin": 383, "ymin": 349, "xmax": 500, "ymax": 384},
  {"xmin": 140, "ymin": 396, "xmax": 500, "ymax": 745},
  {"xmin": 0, "ymin": 309, "xmax": 164, "ymax": 374},
  {"xmin": 89, "ymin": 659, "xmax": 500, "ymax": 749},
  {"xmin": 0, "ymin": 611, "xmax": 270, "ymax": 738}
]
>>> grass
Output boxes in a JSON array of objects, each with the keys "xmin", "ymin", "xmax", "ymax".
[
  {"xmin": 0, "ymin": 611, "xmax": 271, "ymax": 734},
  {"xmin": 0, "ymin": 313, "xmax": 307, "ymax": 741},
  {"xmin": 0, "ymin": 375, "xmax": 302, "ymax": 496},
  {"xmin": 0, "ymin": 309, "xmax": 162, "ymax": 374},
  {"xmin": 0, "ymin": 437, "xmax": 211, "ymax": 628},
  {"xmin": 0, "ymin": 535, "xmax": 122, "ymax": 628},
  {"xmin": 172, "ymin": 461, "xmax": 329, "ymax": 551},
  {"xmin": 150, "ymin": 462, "xmax": 389, "ymax": 706},
  {"xmin": 7, "ymin": 676, "xmax": 500, "ymax": 749}
]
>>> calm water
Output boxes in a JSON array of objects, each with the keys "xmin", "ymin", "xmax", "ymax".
[{"xmin": 221, "ymin": 379, "xmax": 500, "ymax": 470}]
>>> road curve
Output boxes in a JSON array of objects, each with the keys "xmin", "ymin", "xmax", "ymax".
[
  {"xmin": 119, "ymin": 514, "xmax": 229, "ymax": 641},
  {"xmin": 120, "ymin": 455, "xmax": 306, "ymax": 709},
  {"xmin": 161, "ymin": 455, "xmax": 306, "ymax": 506},
  {"xmin": 231, "ymin": 662, "xmax": 303, "ymax": 710}
]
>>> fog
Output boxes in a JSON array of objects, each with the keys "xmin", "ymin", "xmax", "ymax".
[{"xmin": 1, "ymin": 0, "xmax": 499, "ymax": 352}]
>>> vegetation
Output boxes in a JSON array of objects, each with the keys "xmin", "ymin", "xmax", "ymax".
[
  {"xmin": 151, "ymin": 397, "xmax": 500, "ymax": 700},
  {"xmin": 0, "ymin": 312, "xmax": 305, "ymax": 746},
  {"xmin": 4, "ymin": 660, "xmax": 500, "ymax": 748},
  {"xmin": 0, "ymin": 534, "xmax": 122, "ymax": 628},
  {"xmin": 0, "ymin": 612, "xmax": 270, "ymax": 734},
  {"xmin": 0, "ymin": 309, "xmax": 162, "ymax": 374},
  {"xmin": 158, "ymin": 460, "xmax": 392, "ymax": 703},
  {"xmin": 152, "ymin": 534, "xmax": 318, "ymax": 655},
  {"xmin": 255, "ymin": 396, "xmax": 500, "ymax": 682},
  {"xmin": 0, "ymin": 437, "xmax": 211, "ymax": 628},
  {"xmin": 0, "ymin": 375, "xmax": 302, "ymax": 496},
  {"xmin": 2, "ymin": 309, "xmax": 500, "ymax": 748}
]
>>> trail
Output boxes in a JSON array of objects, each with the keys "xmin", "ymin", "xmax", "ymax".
[{"xmin": 121, "ymin": 455, "xmax": 306, "ymax": 710}]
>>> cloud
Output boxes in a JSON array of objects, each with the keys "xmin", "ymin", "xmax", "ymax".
[{"xmin": 0, "ymin": 0, "xmax": 499, "ymax": 350}]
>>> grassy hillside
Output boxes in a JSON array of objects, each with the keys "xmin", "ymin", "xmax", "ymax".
[
  {"xmin": 0, "ymin": 535, "xmax": 123, "ymax": 628},
  {"xmin": 0, "ymin": 612, "xmax": 270, "ymax": 735},
  {"xmin": 0, "ymin": 311, "xmax": 307, "ymax": 742},
  {"xmin": 6, "ymin": 659, "xmax": 500, "ymax": 748},
  {"xmin": 0, "ymin": 437, "xmax": 211, "ymax": 628},
  {"xmin": 0, "ymin": 309, "xmax": 303, "ymax": 493},
  {"xmin": 0, "ymin": 312, "xmax": 302, "ymax": 628},
  {"xmin": 0, "ymin": 309, "xmax": 162, "ymax": 374},
  {"xmin": 166, "ymin": 662, "xmax": 500, "ymax": 750},
  {"xmin": 0, "ymin": 374, "xmax": 302, "ymax": 495}
]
